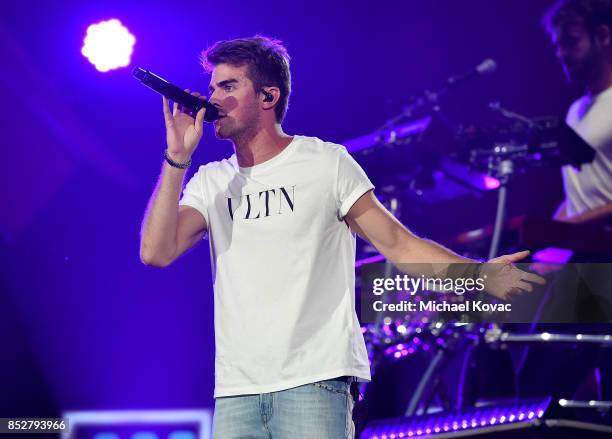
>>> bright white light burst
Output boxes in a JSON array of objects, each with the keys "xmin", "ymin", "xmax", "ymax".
[{"xmin": 81, "ymin": 19, "xmax": 135, "ymax": 72}]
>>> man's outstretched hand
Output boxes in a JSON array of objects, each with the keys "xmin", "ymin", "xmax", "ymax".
[{"xmin": 483, "ymin": 250, "xmax": 547, "ymax": 300}]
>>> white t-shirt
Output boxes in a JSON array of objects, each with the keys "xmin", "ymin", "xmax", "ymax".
[
  {"xmin": 562, "ymin": 86, "xmax": 612, "ymax": 216},
  {"xmin": 179, "ymin": 135, "xmax": 373, "ymax": 397}
]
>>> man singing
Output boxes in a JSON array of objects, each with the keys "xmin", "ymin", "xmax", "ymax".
[{"xmin": 140, "ymin": 36, "xmax": 542, "ymax": 438}]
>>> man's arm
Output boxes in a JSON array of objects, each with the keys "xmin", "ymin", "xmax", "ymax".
[
  {"xmin": 140, "ymin": 163, "xmax": 207, "ymax": 267},
  {"xmin": 345, "ymin": 190, "xmax": 470, "ymax": 266},
  {"xmin": 345, "ymin": 190, "xmax": 545, "ymax": 299},
  {"xmin": 140, "ymin": 92, "xmax": 209, "ymax": 267},
  {"xmin": 553, "ymin": 199, "xmax": 569, "ymax": 221},
  {"xmin": 562, "ymin": 201, "xmax": 612, "ymax": 224}
]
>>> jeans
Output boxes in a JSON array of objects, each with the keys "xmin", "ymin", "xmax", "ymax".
[{"xmin": 212, "ymin": 377, "xmax": 356, "ymax": 439}]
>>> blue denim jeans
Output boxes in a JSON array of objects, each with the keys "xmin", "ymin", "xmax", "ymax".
[{"xmin": 212, "ymin": 377, "xmax": 356, "ymax": 439}]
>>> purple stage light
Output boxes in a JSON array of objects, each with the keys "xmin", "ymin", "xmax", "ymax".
[
  {"xmin": 532, "ymin": 247, "xmax": 573, "ymax": 264},
  {"xmin": 528, "ymin": 411, "xmax": 535, "ymax": 419},
  {"xmin": 483, "ymin": 175, "xmax": 501, "ymax": 190},
  {"xmin": 360, "ymin": 397, "xmax": 551, "ymax": 439},
  {"xmin": 81, "ymin": 19, "xmax": 135, "ymax": 72}
]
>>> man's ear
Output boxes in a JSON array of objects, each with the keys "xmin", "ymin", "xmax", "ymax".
[
  {"xmin": 594, "ymin": 24, "xmax": 611, "ymax": 48},
  {"xmin": 261, "ymin": 87, "xmax": 280, "ymax": 108}
]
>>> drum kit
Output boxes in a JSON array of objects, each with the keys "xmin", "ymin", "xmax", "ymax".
[{"xmin": 346, "ymin": 62, "xmax": 612, "ymax": 436}]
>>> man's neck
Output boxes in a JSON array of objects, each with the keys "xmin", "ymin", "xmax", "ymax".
[
  {"xmin": 586, "ymin": 63, "xmax": 612, "ymax": 96},
  {"xmin": 233, "ymin": 124, "xmax": 293, "ymax": 168}
]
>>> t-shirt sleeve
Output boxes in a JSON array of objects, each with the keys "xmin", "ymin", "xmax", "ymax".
[
  {"xmin": 178, "ymin": 165, "xmax": 210, "ymax": 226},
  {"xmin": 336, "ymin": 146, "xmax": 375, "ymax": 219}
]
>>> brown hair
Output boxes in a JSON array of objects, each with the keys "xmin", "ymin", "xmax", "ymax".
[
  {"xmin": 201, "ymin": 35, "xmax": 291, "ymax": 123},
  {"xmin": 543, "ymin": 0, "xmax": 612, "ymax": 35}
]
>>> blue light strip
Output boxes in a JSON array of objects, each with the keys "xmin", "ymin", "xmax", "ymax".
[{"xmin": 361, "ymin": 397, "xmax": 551, "ymax": 439}]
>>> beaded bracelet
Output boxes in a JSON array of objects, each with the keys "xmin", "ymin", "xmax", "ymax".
[{"xmin": 164, "ymin": 150, "xmax": 192, "ymax": 169}]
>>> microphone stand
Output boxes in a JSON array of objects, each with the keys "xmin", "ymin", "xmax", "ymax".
[
  {"xmin": 487, "ymin": 158, "xmax": 513, "ymax": 260},
  {"xmin": 485, "ymin": 102, "xmax": 536, "ymax": 259},
  {"xmin": 372, "ymin": 78, "xmax": 452, "ymax": 143},
  {"xmin": 375, "ymin": 59, "xmax": 496, "ymax": 141}
]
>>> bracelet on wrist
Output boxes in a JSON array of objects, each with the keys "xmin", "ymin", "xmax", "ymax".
[{"xmin": 164, "ymin": 150, "xmax": 192, "ymax": 169}]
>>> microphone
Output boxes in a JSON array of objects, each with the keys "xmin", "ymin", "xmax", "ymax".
[
  {"xmin": 132, "ymin": 67, "xmax": 220, "ymax": 122},
  {"xmin": 446, "ymin": 58, "xmax": 497, "ymax": 86}
]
